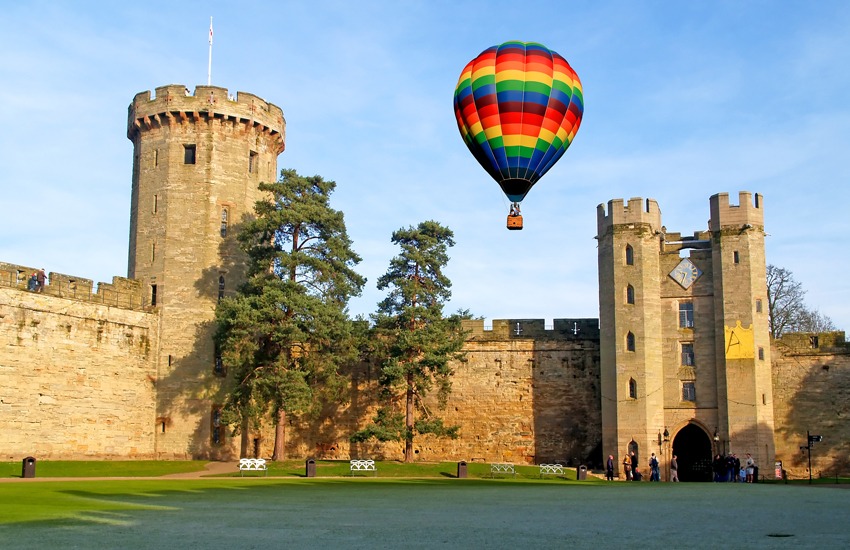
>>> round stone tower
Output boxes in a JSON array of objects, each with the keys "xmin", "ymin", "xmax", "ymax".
[{"xmin": 127, "ymin": 84, "xmax": 285, "ymax": 459}]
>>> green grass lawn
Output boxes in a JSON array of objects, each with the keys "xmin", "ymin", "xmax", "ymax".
[
  {"xmin": 0, "ymin": 460, "xmax": 207, "ymax": 478},
  {"xmin": 223, "ymin": 459, "xmax": 584, "ymax": 480},
  {"xmin": 1, "ymin": 479, "xmax": 848, "ymax": 549}
]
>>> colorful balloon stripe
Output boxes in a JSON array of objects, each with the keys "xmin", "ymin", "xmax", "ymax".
[{"xmin": 454, "ymin": 41, "xmax": 583, "ymax": 202}]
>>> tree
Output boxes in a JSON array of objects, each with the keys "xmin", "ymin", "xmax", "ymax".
[
  {"xmin": 214, "ymin": 169, "xmax": 365, "ymax": 460},
  {"xmin": 350, "ymin": 221, "xmax": 468, "ymax": 462},
  {"xmin": 766, "ymin": 264, "xmax": 836, "ymax": 338}
]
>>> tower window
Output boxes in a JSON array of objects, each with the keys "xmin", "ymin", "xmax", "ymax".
[
  {"xmin": 151, "ymin": 243, "xmax": 155, "ymax": 262},
  {"xmin": 733, "ymin": 251, "xmax": 739, "ymax": 264},
  {"xmin": 625, "ymin": 245, "xmax": 634, "ymax": 266},
  {"xmin": 184, "ymin": 144, "xmax": 196, "ymax": 164},
  {"xmin": 249, "ymin": 151, "xmax": 258, "ymax": 173},
  {"xmin": 153, "ymin": 194, "xmax": 158, "ymax": 214},
  {"xmin": 681, "ymin": 343, "xmax": 694, "ymax": 366},
  {"xmin": 679, "ymin": 302, "xmax": 694, "ymax": 328},
  {"xmin": 211, "ymin": 406, "xmax": 223, "ymax": 445},
  {"xmin": 682, "ymin": 382, "xmax": 696, "ymax": 402},
  {"xmin": 154, "ymin": 149, "xmax": 158, "ymax": 167},
  {"xmin": 626, "ymin": 284, "xmax": 635, "ymax": 305},
  {"xmin": 220, "ymin": 209, "xmax": 228, "ymax": 238},
  {"xmin": 758, "ymin": 347, "xmax": 764, "ymax": 361},
  {"xmin": 214, "ymin": 345, "xmax": 226, "ymax": 377},
  {"xmin": 150, "ymin": 284, "xmax": 157, "ymax": 307},
  {"xmin": 218, "ymin": 275, "xmax": 225, "ymax": 302},
  {"xmin": 161, "ymin": 421, "xmax": 166, "ymax": 433},
  {"xmin": 626, "ymin": 332, "xmax": 636, "ymax": 352},
  {"xmin": 756, "ymin": 299, "xmax": 762, "ymax": 313},
  {"xmin": 628, "ymin": 378, "xmax": 637, "ymax": 399}
]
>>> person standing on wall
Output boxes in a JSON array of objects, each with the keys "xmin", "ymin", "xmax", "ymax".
[
  {"xmin": 606, "ymin": 455, "xmax": 615, "ymax": 481},
  {"xmin": 27, "ymin": 272, "xmax": 37, "ymax": 291},
  {"xmin": 35, "ymin": 268, "xmax": 46, "ymax": 293},
  {"xmin": 670, "ymin": 454, "xmax": 679, "ymax": 482},
  {"xmin": 622, "ymin": 452, "xmax": 632, "ymax": 481}
]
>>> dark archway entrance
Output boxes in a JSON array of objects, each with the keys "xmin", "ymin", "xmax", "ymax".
[{"xmin": 672, "ymin": 424, "xmax": 713, "ymax": 482}]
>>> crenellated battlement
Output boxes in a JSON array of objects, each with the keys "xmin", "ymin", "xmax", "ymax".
[
  {"xmin": 127, "ymin": 84, "xmax": 285, "ymax": 153},
  {"xmin": 596, "ymin": 197, "xmax": 662, "ymax": 237},
  {"xmin": 0, "ymin": 261, "xmax": 148, "ymax": 311},
  {"xmin": 709, "ymin": 191, "xmax": 764, "ymax": 231},
  {"xmin": 463, "ymin": 318, "xmax": 600, "ymax": 341}
]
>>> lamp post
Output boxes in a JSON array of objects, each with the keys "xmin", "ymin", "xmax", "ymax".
[
  {"xmin": 663, "ymin": 428, "xmax": 670, "ymax": 481},
  {"xmin": 713, "ymin": 429, "xmax": 720, "ymax": 456}
]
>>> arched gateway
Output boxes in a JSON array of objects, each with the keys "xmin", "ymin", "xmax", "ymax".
[{"xmin": 672, "ymin": 424, "xmax": 713, "ymax": 482}]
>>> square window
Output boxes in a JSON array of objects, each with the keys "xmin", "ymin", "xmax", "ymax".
[
  {"xmin": 681, "ymin": 343, "xmax": 695, "ymax": 366},
  {"xmin": 184, "ymin": 144, "xmax": 196, "ymax": 164},
  {"xmin": 682, "ymin": 382, "xmax": 696, "ymax": 402},
  {"xmin": 679, "ymin": 303, "xmax": 694, "ymax": 328}
]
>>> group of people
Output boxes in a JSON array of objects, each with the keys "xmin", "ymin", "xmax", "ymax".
[
  {"xmin": 607, "ymin": 451, "xmax": 664, "ymax": 482},
  {"xmin": 713, "ymin": 452, "xmax": 756, "ymax": 482},
  {"xmin": 26, "ymin": 269, "xmax": 46, "ymax": 293},
  {"xmin": 606, "ymin": 450, "xmax": 757, "ymax": 482}
]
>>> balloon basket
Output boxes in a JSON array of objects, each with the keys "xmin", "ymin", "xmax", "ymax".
[{"xmin": 507, "ymin": 215, "xmax": 523, "ymax": 230}]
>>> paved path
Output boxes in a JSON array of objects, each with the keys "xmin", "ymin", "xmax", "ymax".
[{"xmin": 159, "ymin": 461, "xmax": 239, "ymax": 479}]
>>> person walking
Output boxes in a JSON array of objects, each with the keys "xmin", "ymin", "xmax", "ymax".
[
  {"xmin": 622, "ymin": 452, "xmax": 632, "ymax": 481},
  {"xmin": 670, "ymin": 454, "xmax": 679, "ymax": 482},
  {"xmin": 726, "ymin": 453, "xmax": 735, "ymax": 482},
  {"xmin": 745, "ymin": 453, "xmax": 755, "ymax": 483},
  {"xmin": 649, "ymin": 453, "xmax": 660, "ymax": 481},
  {"xmin": 606, "ymin": 455, "xmax": 615, "ymax": 481},
  {"xmin": 27, "ymin": 272, "xmax": 37, "ymax": 291},
  {"xmin": 733, "ymin": 454, "xmax": 741, "ymax": 482}
]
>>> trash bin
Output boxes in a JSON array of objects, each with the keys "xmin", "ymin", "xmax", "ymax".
[
  {"xmin": 306, "ymin": 459, "xmax": 316, "ymax": 478},
  {"xmin": 752, "ymin": 466, "xmax": 759, "ymax": 483},
  {"xmin": 22, "ymin": 457, "xmax": 36, "ymax": 478},
  {"xmin": 457, "ymin": 461, "xmax": 467, "ymax": 479},
  {"xmin": 577, "ymin": 465, "xmax": 587, "ymax": 481}
]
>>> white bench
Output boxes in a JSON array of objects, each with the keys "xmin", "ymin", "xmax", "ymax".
[
  {"xmin": 490, "ymin": 463, "xmax": 516, "ymax": 478},
  {"xmin": 350, "ymin": 459, "xmax": 377, "ymax": 477},
  {"xmin": 239, "ymin": 458, "xmax": 268, "ymax": 476},
  {"xmin": 539, "ymin": 464, "xmax": 565, "ymax": 478}
]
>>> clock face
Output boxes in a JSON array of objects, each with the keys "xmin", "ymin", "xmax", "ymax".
[{"xmin": 669, "ymin": 258, "xmax": 702, "ymax": 289}]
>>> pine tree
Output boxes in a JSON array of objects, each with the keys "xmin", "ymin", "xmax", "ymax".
[
  {"xmin": 214, "ymin": 169, "xmax": 365, "ymax": 460},
  {"xmin": 351, "ymin": 221, "xmax": 467, "ymax": 462}
]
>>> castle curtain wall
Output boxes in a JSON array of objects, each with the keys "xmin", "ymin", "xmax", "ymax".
[{"xmin": 0, "ymin": 281, "xmax": 158, "ymax": 460}]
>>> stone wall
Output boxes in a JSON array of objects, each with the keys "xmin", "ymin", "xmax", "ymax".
[
  {"xmin": 772, "ymin": 331, "xmax": 850, "ymax": 479},
  {"xmin": 274, "ymin": 319, "xmax": 603, "ymax": 466},
  {"xmin": 0, "ymin": 286, "xmax": 158, "ymax": 460}
]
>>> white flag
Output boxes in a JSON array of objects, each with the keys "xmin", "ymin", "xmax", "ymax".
[{"xmin": 209, "ymin": 18, "xmax": 213, "ymax": 45}]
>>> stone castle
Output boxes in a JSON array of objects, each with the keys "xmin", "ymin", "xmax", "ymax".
[{"xmin": 0, "ymin": 85, "xmax": 847, "ymax": 479}]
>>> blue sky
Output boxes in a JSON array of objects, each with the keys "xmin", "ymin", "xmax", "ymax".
[{"xmin": 1, "ymin": 1, "xmax": 848, "ymax": 330}]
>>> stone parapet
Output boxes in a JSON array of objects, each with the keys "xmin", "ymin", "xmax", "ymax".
[
  {"xmin": 596, "ymin": 197, "xmax": 662, "ymax": 237},
  {"xmin": 128, "ymin": 84, "xmax": 285, "ymax": 153},
  {"xmin": 0, "ymin": 261, "xmax": 147, "ymax": 310},
  {"xmin": 709, "ymin": 191, "xmax": 764, "ymax": 231},
  {"xmin": 463, "ymin": 318, "xmax": 600, "ymax": 341}
]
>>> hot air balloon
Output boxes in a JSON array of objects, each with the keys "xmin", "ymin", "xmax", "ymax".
[{"xmin": 453, "ymin": 41, "xmax": 584, "ymax": 230}]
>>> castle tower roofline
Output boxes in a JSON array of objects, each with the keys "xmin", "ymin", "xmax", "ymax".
[
  {"xmin": 127, "ymin": 84, "xmax": 285, "ymax": 153},
  {"xmin": 709, "ymin": 191, "xmax": 764, "ymax": 231},
  {"xmin": 596, "ymin": 197, "xmax": 662, "ymax": 237}
]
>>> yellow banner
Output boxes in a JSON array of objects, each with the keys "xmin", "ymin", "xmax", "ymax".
[{"xmin": 725, "ymin": 321, "xmax": 754, "ymax": 359}]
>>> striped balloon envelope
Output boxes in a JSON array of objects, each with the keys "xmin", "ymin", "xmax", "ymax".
[{"xmin": 453, "ymin": 41, "xmax": 584, "ymax": 203}]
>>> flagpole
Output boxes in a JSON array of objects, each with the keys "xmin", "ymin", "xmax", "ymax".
[{"xmin": 208, "ymin": 16, "xmax": 213, "ymax": 85}]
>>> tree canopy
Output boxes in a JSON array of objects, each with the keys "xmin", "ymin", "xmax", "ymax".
[
  {"xmin": 350, "ymin": 221, "xmax": 468, "ymax": 462},
  {"xmin": 766, "ymin": 264, "xmax": 835, "ymax": 338},
  {"xmin": 214, "ymin": 169, "xmax": 365, "ymax": 460}
]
